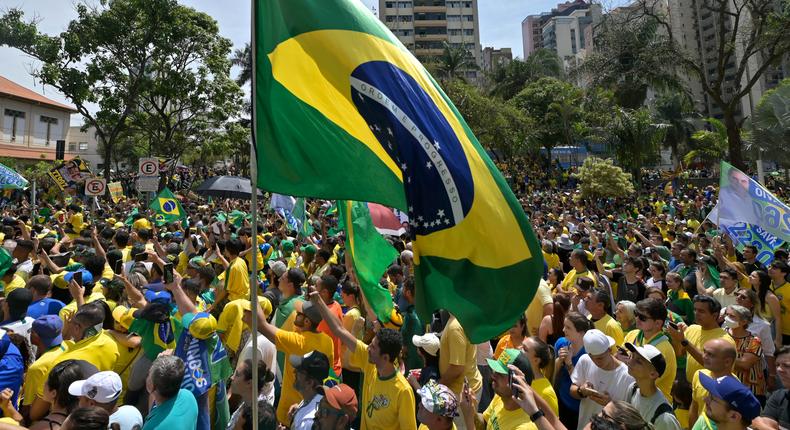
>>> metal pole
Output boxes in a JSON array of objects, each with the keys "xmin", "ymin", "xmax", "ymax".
[
  {"xmin": 31, "ymin": 179, "xmax": 36, "ymax": 220},
  {"xmin": 249, "ymin": 1, "xmax": 259, "ymax": 428}
]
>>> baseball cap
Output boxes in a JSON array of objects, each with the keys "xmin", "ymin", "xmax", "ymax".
[
  {"xmin": 383, "ymin": 308, "xmax": 403, "ymax": 330},
  {"xmin": 186, "ymin": 312, "xmax": 217, "ymax": 340},
  {"xmin": 32, "ymin": 315, "xmax": 63, "ymax": 349},
  {"xmin": 300, "ymin": 244, "xmax": 317, "ymax": 254},
  {"xmin": 144, "ymin": 290, "xmax": 172, "ymax": 305},
  {"xmin": 267, "ymin": 260, "xmax": 287, "ymax": 277},
  {"xmin": 240, "ymin": 297, "xmax": 273, "ymax": 318},
  {"xmin": 486, "ymin": 348, "xmax": 533, "ymax": 383},
  {"xmin": 64, "ymin": 269, "xmax": 94, "ymax": 286},
  {"xmin": 412, "ymin": 333, "xmax": 440, "ymax": 356},
  {"xmin": 68, "ymin": 371, "xmax": 123, "ymax": 404},
  {"xmin": 698, "ymin": 373, "xmax": 761, "ymax": 422},
  {"xmin": 300, "ymin": 301, "xmax": 323, "ymax": 326},
  {"xmin": 583, "ymin": 329, "xmax": 615, "ymax": 355},
  {"xmin": 289, "ymin": 351, "xmax": 330, "ymax": 382},
  {"xmin": 188, "ymin": 256, "xmax": 208, "ymax": 269},
  {"xmin": 417, "ymin": 380, "xmax": 458, "ymax": 418},
  {"xmin": 323, "ymin": 384, "xmax": 358, "ymax": 419},
  {"xmin": 281, "ymin": 240, "xmax": 294, "ymax": 252},
  {"xmin": 624, "ymin": 343, "xmax": 666, "ymax": 377}
]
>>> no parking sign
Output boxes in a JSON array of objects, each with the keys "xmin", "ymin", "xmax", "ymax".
[{"xmin": 84, "ymin": 178, "xmax": 107, "ymax": 196}]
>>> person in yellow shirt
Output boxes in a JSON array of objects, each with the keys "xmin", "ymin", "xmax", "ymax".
[
  {"xmin": 112, "ymin": 230, "xmax": 133, "ymax": 263},
  {"xmin": 542, "ymin": 240, "xmax": 561, "ymax": 271},
  {"xmin": 67, "ymin": 204, "xmax": 85, "ymax": 235},
  {"xmin": 303, "ymin": 287, "xmax": 417, "ymax": 430},
  {"xmin": 525, "ymin": 280, "xmax": 553, "ymax": 338},
  {"xmin": 131, "ymin": 213, "xmax": 152, "ymax": 232},
  {"xmin": 249, "ymin": 291, "xmax": 334, "ymax": 425},
  {"xmin": 439, "ymin": 314, "xmax": 483, "ymax": 429},
  {"xmin": 622, "ymin": 298, "xmax": 677, "ymax": 400},
  {"xmin": 22, "ymin": 315, "xmax": 67, "ymax": 422},
  {"xmin": 560, "ymin": 249, "xmax": 597, "ymax": 293},
  {"xmin": 520, "ymin": 337, "xmax": 559, "ymax": 415},
  {"xmin": 216, "ymin": 297, "xmax": 272, "ymax": 356},
  {"xmin": 687, "ymin": 339, "xmax": 736, "ymax": 428},
  {"xmin": 768, "ymin": 261, "xmax": 790, "ymax": 346},
  {"xmin": 214, "ymin": 239, "xmax": 250, "ymax": 307},
  {"xmin": 585, "ymin": 289, "xmax": 625, "ymax": 347}
]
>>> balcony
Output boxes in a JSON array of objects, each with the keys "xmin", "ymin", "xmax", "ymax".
[
  {"xmin": 414, "ymin": 5, "xmax": 446, "ymax": 13},
  {"xmin": 413, "ymin": 19, "xmax": 447, "ymax": 26},
  {"xmin": 415, "ymin": 48, "xmax": 445, "ymax": 56},
  {"xmin": 415, "ymin": 33, "xmax": 448, "ymax": 41}
]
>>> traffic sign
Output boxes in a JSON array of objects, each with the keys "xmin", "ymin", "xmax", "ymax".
[
  {"xmin": 84, "ymin": 178, "xmax": 106, "ymax": 196},
  {"xmin": 139, "ymin": 158, "xmax": 159, "ymax": 176},
  {"xmin": 137, "ymin": 176, "xmax": 159, "ymax": 192}
]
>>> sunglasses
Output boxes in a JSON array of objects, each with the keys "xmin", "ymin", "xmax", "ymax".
[{"xmin": 635, "ymin": 312, "xmax": 651, "ymax": 321}]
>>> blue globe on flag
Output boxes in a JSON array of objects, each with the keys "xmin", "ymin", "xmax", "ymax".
[{"xmin": 162, "ymin": 200, "xmax": 177, "ymax": 213}]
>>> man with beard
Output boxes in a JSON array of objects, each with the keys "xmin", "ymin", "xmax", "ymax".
[
  {"xmin": 312, "ymin": 384, "xmax": 358, "ymax": 430},
  {"xmin": 695, "ymin": 374, "xmax": 760, "ymax": 430},
  {"xmin": 288, "ymin": 351, "xmax": 330, "ymax": 430}
]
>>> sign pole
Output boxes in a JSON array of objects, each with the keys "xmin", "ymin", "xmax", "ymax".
[
  {"xmin": 31, "ymin": 179, "xmax": 37, "ymax": 220},
  {"xmin": 250, "ymin": 1, "xmax": 259, "ymax": 428}
]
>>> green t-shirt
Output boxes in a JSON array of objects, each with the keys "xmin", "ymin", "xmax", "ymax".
[{"xmin": 130, "ymin": 318, "xmax": 172, "ymax": 360}]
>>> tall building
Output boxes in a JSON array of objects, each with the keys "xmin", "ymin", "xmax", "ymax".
[
  {"xmin": 0, "ymin": 75, "xmax": 77, "ymax": 161},
  {"xmin": 378, "ymin": 0, "xmax": 482, "ymax": 80},
  {"xmin": 521, "ymin": 0, "xmax": 599, "ymax": 60},
  {"xmin": 481, "ymin": 47, "xmax": 513, "ymax": 71}
]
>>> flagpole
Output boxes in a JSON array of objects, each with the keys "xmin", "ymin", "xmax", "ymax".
[{"xmin": 249, "ymin": 0, "xmax": 259, "ymax": 429}]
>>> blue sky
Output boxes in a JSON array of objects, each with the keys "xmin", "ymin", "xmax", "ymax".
[{"xmin": 0, "ymin": 0, "xmax": 594, "ymax": 119}]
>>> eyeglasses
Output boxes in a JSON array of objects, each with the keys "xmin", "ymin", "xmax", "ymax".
[{"xmin": 635, "ymin": 312, "xmax": 650, "ymax": 321}]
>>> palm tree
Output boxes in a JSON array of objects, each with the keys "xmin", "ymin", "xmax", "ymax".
[
  {"xmin": 489, "ymin": 49, "xmax": 562, "ymax": 100},
  {"xmin": 684, "ymin": 118, "xmax": 728, "ymax": 167},
  {"xmin": 435, "ymin": 42, "xmax": 477, "ymax": 82},
  {"xmin": 749, "ymin": 78, "xmax": 790, "ymax": 169},
  {"xmin": 230, "ymin": 43, "xmax": 252, "ymax": 87},
  {"xmin": 653, "ymin": 92, "xmax": 697, "ymax": 167},
  {"xmin": 607, "ymin": 107, "xmax": 668, "ymax": 182}
]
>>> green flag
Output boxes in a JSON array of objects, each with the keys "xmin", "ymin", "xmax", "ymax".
[
  {"xmin": 149, "ymin": 188, "xmax": 185, "ymax": 225},
  {"xmin": 292, "ymin": 198, "xmax": 314, "ymax": 238},
  {"xmin": 124, "ymin": 208, "xmax": 139, "ymax": 226},
  {"xmin": 338, "ymin": 200, "xmax": 397, "ymax": 323},
  {"xmin": 228, "ymin": 210, "xmax": 250, "ymax": 227},
  {"xmin": 254, "ymin": 0, "xmax": 544, "ymax": 342}
]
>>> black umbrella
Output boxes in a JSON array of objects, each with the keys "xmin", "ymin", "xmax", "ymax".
[{"xmin": 195, "ymin": 176, "xmax": 264, "ymax": 200}]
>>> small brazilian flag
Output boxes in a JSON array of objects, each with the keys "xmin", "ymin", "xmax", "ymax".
[
  {"xmin": 253, "ymin": 0, "xmax": 543, "ymax": 342},
  {"xmin": 150, "ymin": 188, "xmax": 185, "ymax": 225}
]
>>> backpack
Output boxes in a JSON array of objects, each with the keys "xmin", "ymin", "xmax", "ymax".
[{"xmin": 628, "ymin": 382, "xmax": 675, "ymax": 424}]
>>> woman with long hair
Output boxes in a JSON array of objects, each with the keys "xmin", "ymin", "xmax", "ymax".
[
  {"xmin": 521, "ymin": 336, "xmax": 559, "ymax": 415},
  {"xmin": 666, "ymin": 272, "xmax": 694, "ymax": 324},
  {"xmin": 553, "ymin": 312, "xmax": 591, "ymax": 430},
  {"xmin": 339, "ymin": 280, "xmax": 365, "ymax": 396},
  {"xmin": 749, "ymin": 270, "xmax": 782, "ymax": 350},
  {"xmin": 539, "ymin": 293, "xmax": 571, "ymax": 347},
  {"xmin": 30, "ymin": 360, "xmax": 89, "ymax": 430}
]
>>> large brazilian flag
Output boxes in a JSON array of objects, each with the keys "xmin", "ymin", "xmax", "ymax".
[{"xmin": 254, "ymin": 0, "xmax": 543, "ymax": 342}]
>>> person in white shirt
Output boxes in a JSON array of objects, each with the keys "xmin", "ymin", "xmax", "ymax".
[
  {"xmin": 620, "ymin": 343, "xmax": 681, "ymax": 430},
  {"xmin": 238, "ymin": 332, "xmax": 279, "ymax": 404},
  {"xmin": 570, "ymin": 329, "xmax": 634, "ymax": 430},
  {"xmin": 288, "ymin": 351, "xmax": 330, "ymax": 430},
  {"xmin": 68, "ymin": 370, "xmax": 144, "ymax": 430}
]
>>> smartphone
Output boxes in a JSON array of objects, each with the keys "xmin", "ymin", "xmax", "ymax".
[
  {"xmin": 73, "ymin": 271, "xmax": 83, "ymax": 287},
  {"xmin": 114, "ymin": 260, "xmax": 124, "ymax": 275},
  {"xmin": 667, "ymin": 321, "xmax": 679, "ymax": 330},
  {"xmin": 616, "ymin": 346, "xmax": 628, "ymax": 357},
  {"xmin": 163, "ymin": 262, "xmax": 174, "ymax": 284},
  {"xmin": 134, "ymin": 252, "xmax": 148, "ymax": 262}
]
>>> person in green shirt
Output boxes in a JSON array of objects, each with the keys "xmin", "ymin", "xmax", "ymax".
[{"xmin": 400, "ymin": 277, "xmax": 424, "ymax": 372}]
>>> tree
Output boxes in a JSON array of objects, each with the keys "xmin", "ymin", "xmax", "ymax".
[
  {"xmin": 653, "ymin": 92, "xmax": 698, "ymax": 166},
  {"xmin": 749, "ymin": 78, "xmax": 790, "ymax": 168},
  {"xmin": 434, "ymin": 42, "xmax": 478, "ymax": 82},
  {"xmin": 575, "ymin": 15, "xmax": 682, "ymax": 109},
  {"xmin": 684, "ymin": 118, "xmax": 730, "ymax": 166},
  {"xmin": 573, "ymin": 157, "xmax": 635, "ymax": 200},
  {"xmin": 607, "ymin": 108, "xmax": 667, "ymax": 181},
  {"xmin": 633, "ymin": 0, "xmax": 790, "ymax": 169},
  {"xmin": 443, "ymin": 80, "xmax": 533, "ymax": 160},
  {"xmin": 125, "ymin": 5, "xmax": 243, "ymax": 168},
  {"xmin": 230, "ymin": 43, "xmax": 252, "ymax": 87},
  {"xmin": 510, "ymin": 77, "xmax": 585, "ymax": 165},
  {"xmin": 0, "ymin": 1, "xmax": 171, "ymax": 179},
  {"xmin": 488, "ymin": 49, "xmax": 563, "ymax": 100}
]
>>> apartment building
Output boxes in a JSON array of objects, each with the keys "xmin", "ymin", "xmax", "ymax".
[
  {"xmin": 521, "ymin": 0, "xmax": 600, "ymax": 60},
  {"xmin": 0, "ymin": 75, "xmax": 77, "ymax": 161},
  {"xmin": 481, "ymin": 47, "xmax": 513, "ymax": 71},
  {"xmin": 378, "ymin": 0, "xmax": 482, "ymax": 80}
]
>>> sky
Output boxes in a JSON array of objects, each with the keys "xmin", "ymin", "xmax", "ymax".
[{"xmin": 0, "ymin": 0, "xmax": 600, "ymax": 123}]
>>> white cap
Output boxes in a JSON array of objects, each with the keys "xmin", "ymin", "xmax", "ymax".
[
  {"xmin": 583, "ymin": 329, "xmax": 615, "ymax": 355},
  {"xmin": 412, "ymin": 333, "xmax": 440, "ymax": 356},
  {"xmin": 68, "ymin": 371, "xmax": 123, "ymax": 403}
]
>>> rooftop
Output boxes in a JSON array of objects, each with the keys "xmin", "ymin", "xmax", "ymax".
[{"xmin": 0, "ymin": 76, "xmax": 77, "ymax": 112}]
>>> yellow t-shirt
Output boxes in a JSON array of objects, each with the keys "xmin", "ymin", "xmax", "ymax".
[
  {"xmin": 684, "ymin": 325, "xmax": 734, "ymax": 381},
  {"xmin": 419, "ymin": 425, "xmax": 455, "ymax": 430},
  {"xmin": 23, "ymin": 346, "xmax": 66, "ymax": 404},
  {"xmin": 274, "ymin": 329, "xmax": 334, "ymax": 425},
  {"xmin": 341, "ymin": 307, "xmax": 364, "ymax": 371},
  {"xmin": 111, "ymin": 337, "xmax": 142, "ymax": 404},
  {"xmin": 224, "ymin": 257, "xmax": 250, "ymax": 302},
  {"xmin": 349, "ymin": 339, "xmax": 417, "ymax": 430},
  {"xmin": 439, "ymin": 317, "xmax": 483, "ymax": 396},
  {"xmin": 101, "ymin": 263, "xmax": 115, "ymax": 281},
  {"xmin": 592, "ymin": 314, "xmax": 625, "ymax": 347},
  {"xmin": 624, "ymin": 329, "xmax": 677, "ymax": 400},
  {"xmin": 59, "ymin": 290, "xmax": 112, "ymax": 323},
  {"xmin": 542, "ymin": 251, "xmax": 561, "ymax": 270},
  {"xmin": 3, "ymin": 274, "xmax": 26, "ymax": 295},
  {"xmin": 692, "ymin": 369, "xmax": 738, "ymax": 423},
  {"xmin": 774, "ymin": 282, "xmax": 790, "ymax": 335},
  {"xmin": 560, "ymin": 269, "xmax": 597, "ymax": 292},
  {"xmin": 531, "ymin": 378, "xmax": 559, "ymax": 415},
  {"xmin": 526, "ymin": 280, "xmax": 553, "ymax": 337},
  {"xmin": 216, "ymin": 298, "xmax": 272, "ymax": 354},
  {"xmin": 483, "ymin": 395, "xmax": 537, "ymax": 430},
  {"xmin": 121, "ymin": 246, "xmax": 133, "ymax": 263},
  {"xmin": 69, "ymin": 212, "xmax": 84, "ymax": 234},
  {"xmin": 52, "ymin": 331, "xmax": 119, "ymax": 374},
  {"xmin": 244, "ymin": 248, "xmax": 264, "ymax": 274}
]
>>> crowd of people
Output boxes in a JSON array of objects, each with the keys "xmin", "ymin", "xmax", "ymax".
[{"xmin": 0, "ymin": 159, "xmax": 786, "ymax": 430}]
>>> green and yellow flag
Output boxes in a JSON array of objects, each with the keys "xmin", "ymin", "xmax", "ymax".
[
  {"xmin": 254, "ymin": 0, "xmax": 543, "ymax": 341},
  {"xmin": 150, "ymin": 188, "xmax": 185, "ymax": 225}
]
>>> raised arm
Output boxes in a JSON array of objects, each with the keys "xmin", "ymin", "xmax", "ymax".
[{"xmin": 307, "ymin": 286, "xmax": 359, "ymax": 352}]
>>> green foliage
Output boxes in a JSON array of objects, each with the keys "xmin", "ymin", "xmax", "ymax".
[
  {"xmin": 750, "ymin": 78, "xmax": 790, "ymax": 168},
  {"xmin": 488, "ymin": 49, "xmax": 563, "ymax": 100},
  {"xmin": 575, "ymin": 15, "xmax": 681, "ymax": 109},
  {"xmin": 433, "ymin": 42, "xmax": 478, "ymax": 82},
  {"xmin": 510, "ymin": 77, "xmax": 585, "ymax": 158},
  {"xmin": 573, "ymin": 157, "xmax": 635, "ymax": 200},
  {"xmin": 653, "ymin": 92, "xmax": 697, "ymax": 166},
  {"xmin": 684, "ymin": 118, "xmax": 728, "ymax": 166},
  {"xmin": 443, "ymin": 80, "xmax": 532, "ymax": 160},
  {"xmin": 607, "ymin": 108, "xmax": 667, "ymax": 180}
]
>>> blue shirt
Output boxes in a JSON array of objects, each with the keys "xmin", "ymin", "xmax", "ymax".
[
  {"xmin": 143, "ymin": 388, "xmax": 198, "ymax": 430},
  {"xmin": 27, "ymin": 298, "xmax": 66, "ymax": 319},
  {"xmin": 0, "ymin": 337, "xmax": 24, "ymax": 411},
  {"xmin": 554, "ymin": 337, "xmax": 585, "ymax": 412}
]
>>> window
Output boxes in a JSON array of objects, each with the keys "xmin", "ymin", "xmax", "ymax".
[
  {"xmin": 463, "ymin": 29, "xmax": 474, "ymax": 36},
  {"xmin": 446, "ymin": 14, "xmax": 461, "ymax": 21},
  {"xmin": 79, "ymin": 142, "xmax": 88, "ymax": 152},
  {"xmin": 462, "ymin": 14, "xmax": 473, "ymax": 21},
  {"xmin": 39, "ymin": 115, "xmax": 58, "ymax": 145},
  {"xmin": 448, "ymin": 29, "xmax": 461, "ymax": 35},
  {"xmin": 4, "ymin": 109, "xmax": 25, "ymax": 142},
  {"xmin": 68, "ymin": 142, "xmax": 77, "ymax": 152},
  {"xmin": 571, "ymin": 28, "xmax": 577, "ymax": 53}
]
